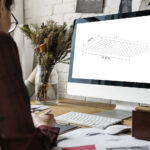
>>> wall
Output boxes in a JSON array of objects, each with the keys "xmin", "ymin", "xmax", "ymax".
[
  {"xmin": 12, "ymin": 0, "xmax": 35, "ymax": 80},
  {"xmin": 23, "ymin": 0, "xmax": 143, "ymax": 103},
  {"xmin": 12, "ymin": 0, "xmax": 24, "ymax": 67}
]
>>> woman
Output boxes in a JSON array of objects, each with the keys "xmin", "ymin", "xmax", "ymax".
[{"xmin": 0, "ymin": 0, "xmax": 59, "ymax": 149}]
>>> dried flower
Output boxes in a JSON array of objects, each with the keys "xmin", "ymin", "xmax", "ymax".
[{"xmin": 20, "ymin": 21, "xmax": 73, "ymax": 67}]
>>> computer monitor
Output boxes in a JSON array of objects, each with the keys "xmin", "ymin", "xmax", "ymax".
[{"xmin": 67, "ymin": 10, "xmax": 150, "ymax": 119}]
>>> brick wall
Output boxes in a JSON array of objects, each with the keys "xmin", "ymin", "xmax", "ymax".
[{"xmin": 24, "ymin": 0, "xmax": 142, "ymax": 102}]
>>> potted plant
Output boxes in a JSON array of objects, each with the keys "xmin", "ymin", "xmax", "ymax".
[{"xmin": 20, "ymin": 21, "xmax": 73, "ymax": 105}]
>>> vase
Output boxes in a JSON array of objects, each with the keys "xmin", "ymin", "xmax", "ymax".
[{"xmin": 35, "ymin": 65, "xmax": 58, "ymax": 105}]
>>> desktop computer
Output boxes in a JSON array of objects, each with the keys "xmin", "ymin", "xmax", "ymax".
[
  {"xmin": 56, "ymin": 10, "xmax": 150, "ymax": 129},
  {"xmin": 67, "ymin": 10, "xmax": 150, "ymax": 119}
]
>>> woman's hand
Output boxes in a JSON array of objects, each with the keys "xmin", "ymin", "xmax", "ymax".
[{"xmin": 32, "ymin": 111, "xmax": 56, "ymax": 128}]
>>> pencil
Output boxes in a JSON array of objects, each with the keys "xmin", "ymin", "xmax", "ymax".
[{"xmin": 39, "ymin": 109, "xmax": 51, "ymax": 116}]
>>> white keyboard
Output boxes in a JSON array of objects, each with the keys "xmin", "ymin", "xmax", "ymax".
[{"xmin": 55, "ymin": 112, "xmax": 122, "ymax": 129}]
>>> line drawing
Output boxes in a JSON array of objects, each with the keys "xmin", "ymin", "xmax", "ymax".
[{"xmin": 83, "ymin": 35, "xmax": 150, "ymax": 63}]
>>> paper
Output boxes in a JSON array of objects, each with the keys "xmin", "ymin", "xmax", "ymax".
[
  {"xmin": 31, "ymin": 105, "xmax": 51, "ymax": 112},
  {"xmin": 106, "ymin": 146, "xmax": 150, "ymax": 150},
  {"xmin": 31, "ymin": 105, "xmax": 43, "ymax": 109},
  {"xmin": 56, "ymin": 128, "xmax": 150, "ymax": 150}
]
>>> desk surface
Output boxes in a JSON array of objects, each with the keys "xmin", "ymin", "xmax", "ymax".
[
  {"xmin": 32, "ymin": 98, "xmax": 132, "ymax": 135},
  {"xmin": 50, "ymin": 98, "xmax": 132, "ymax": 127}
]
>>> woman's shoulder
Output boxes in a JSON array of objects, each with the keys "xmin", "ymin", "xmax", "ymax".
[
  {"xmin": 0, "ymin": 31, "xmax": 19, "ymax": 60},
  {"xmin": 0, "ymin": 31, "xmax": 14, "ymax": 42},
  {"xmin": 0, "ymin": 31, "xmax": 22, "ymax": 76},
  {"xmin": 0, "ymin": 31, "xmax": 17, "ymax": 49}
]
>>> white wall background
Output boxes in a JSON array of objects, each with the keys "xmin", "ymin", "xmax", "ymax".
[
  {"xmin": 14, "ymin": 0, "xmax": 144, "ymax": 103},
  {"xmin": 12, "ymin": 0, "xmax": 35, "ymax": 79},
  {"xmin": 12, "ymin": 0, "xmax": 24, "ymax": 67}
]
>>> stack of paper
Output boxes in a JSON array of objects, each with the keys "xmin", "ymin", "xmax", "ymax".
[
  {"xmin": 53, "ymin": 128, "xmax": 150, "ymax": 150},
  {"xmin": 31, "ymin": 105, "xmax": 51, "ymax": 113}
]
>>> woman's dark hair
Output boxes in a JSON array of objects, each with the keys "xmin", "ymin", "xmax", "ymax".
[{"xmin": 5, "ymin": 0, "xmax": 14, "ymax": 11}]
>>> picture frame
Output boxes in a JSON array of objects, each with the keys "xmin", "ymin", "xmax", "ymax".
[
  {"xmin": 139, "ymin": 0, "xmax": 150, "ymax": 11},
  {"xmin": 76, "ymin": 0, "xmax": 104, "ymax": 13}
]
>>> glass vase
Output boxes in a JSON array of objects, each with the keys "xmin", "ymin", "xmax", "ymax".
[{"xmin": 35, "ymin": 65, "xmax": 58, "ymax": 105}]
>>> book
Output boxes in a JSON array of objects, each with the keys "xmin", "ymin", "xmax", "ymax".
[{"xmin": 62, "ymin": 145, "xmax": 96, "ymax": 150}]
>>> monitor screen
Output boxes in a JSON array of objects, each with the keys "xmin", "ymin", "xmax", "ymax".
[
  {"xmin": 69, "ymin": 10, "xmax": 150, "ymax": 89},
  {"xmin": 68, "ymin": 10, "xmax": 150, "ymax": 105}
]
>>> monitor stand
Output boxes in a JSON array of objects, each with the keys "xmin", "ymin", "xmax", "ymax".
[{"xmin": 94, "ymin": 101, "xmax": 139, "ymax": 120}]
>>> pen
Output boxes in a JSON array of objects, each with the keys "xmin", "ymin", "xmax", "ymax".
[
  {"xmin": 43, "ymin": 109, "xmax": 51, "ymax": 115},
  {"xmin": 39, "ymin": 109, "xmax": 51, "ymax": 117},
  {"xmin": 57, "ymin": 137, "xmax": 68, "ymax": 143},
  {"xmin": 86, "ymin": 132, "xmax": 101, "ymax": 136}
]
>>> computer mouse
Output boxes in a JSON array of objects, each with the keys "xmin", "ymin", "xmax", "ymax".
[{"xmin": 104, "ymin": 125, "xmax": 131, "ymax": 135}]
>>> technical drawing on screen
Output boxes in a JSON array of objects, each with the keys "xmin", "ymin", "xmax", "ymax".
[{"xmin": 83, "ymin": 35, "xmax": 150, "ymax": 63}]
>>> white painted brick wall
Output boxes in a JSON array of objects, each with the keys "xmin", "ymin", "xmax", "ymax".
[
  {"xmin": 54, "ymin": 3, "xmax": 76, "ymax": 14},
  {"xmin": 44, "ymin": 0, "xmax": 63, "ymax": 5},
  {"xmin": 24, "ymin": 0, "xmax": 143, "ymax": 103}
]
